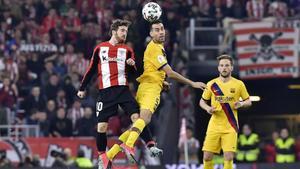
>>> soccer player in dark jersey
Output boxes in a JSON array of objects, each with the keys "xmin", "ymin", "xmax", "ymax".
[{"xmin": 77, "ymin": 19, "xmax": 162, "ymax": 169}]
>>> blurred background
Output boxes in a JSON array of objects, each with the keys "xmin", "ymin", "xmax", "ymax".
[{"xmin": 0, "ymin": 0, "xmax": 300, "ymax": 168}]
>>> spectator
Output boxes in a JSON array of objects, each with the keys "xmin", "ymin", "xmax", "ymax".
[
  {"xmin": 22, "ymin": 86, "xmax": 46, "ymax": 115},
  {"xmin": 62, "ymin": 76, "xmax": 76, "ymax": 105},
  {"xmin": 67, "ymin": 99, "xmax": 84, "ymax": 129},
  {"xmin": 62, "ymin": 8, "xmax": 81, "ymax": 44},
  {"xmin": 209, "ymin": 0, "xmax": 228, "ymax": 26},
  {"xmin": 275, "ymin": 128, "xmax": 295, "ymax": 163},
  {"xmin": 246, "ymin": 0, "xmax": 268, "ymax": 20},
  {"xmin": 0, "ymin": 76, "xmax": 18, "ymax": 109},
  {"xmin": 75, "ymin": 107, "xmax": 96, "ymax": 137},
  {"xmin": 40, "ymin": 61, "xmax": 55, "ymax": 86},
  {"xmin": 63, "ymin": 148, "xmax": 75, "ymax": 166},
  {"xmin": 55, "ymin": 88, "xmax": 69, "ymax": 109},
  {"xmin": 226, "ymin": 0, "xmax": 247, "ymax": 19},
  {"xmin": 178, "ymin": 127, "xmax": 200, "ymax": 164},
  {"xmin": 49, "ymin": 107, "xmax": 72, "ymax": 137},
  {"xmin": 74, "ymin": 149, "xmax": 93, "ymax": 169},
  {"xmin": 268, "ymin": 0, "xmax": 288, "ymax": 19},
  {"xmin": 236, "ymin": 124, "xmax": 260, "ymax": 163},
  {"xmin": 264, "ymin": 131, "xmax": 279, "ymax": 163},
  {"xmin": 44, "ymin": 73, "xmax": 60, "ymax": 100},
  {"xmin": 41, "ymin": 8, "xmax": 61, "ymax": 33},
  {"xmin": 45, "ymin": 99, "xmax": 56, "ymax": 120}
]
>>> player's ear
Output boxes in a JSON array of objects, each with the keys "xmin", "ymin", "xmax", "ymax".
[
  {"xmin": 149, "ymin": 30, "xmax": 153, "ymax": 38},
  {"xmin": 112, "ymin": 30, "xmax": 116, "ymax": 36}
]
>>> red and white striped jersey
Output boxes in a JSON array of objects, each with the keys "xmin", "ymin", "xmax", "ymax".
[
  {"xmin": 79, "ymin": 42, "xmax": 135, "ymax": 90},
  {"xmin": 246, "ymin": 0, "xmax": 266, "ymax": 19}
]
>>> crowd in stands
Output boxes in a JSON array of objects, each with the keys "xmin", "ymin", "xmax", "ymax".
[{"xmin": 1, "ymin": 0, "xmax": 300, "ymax": 166}]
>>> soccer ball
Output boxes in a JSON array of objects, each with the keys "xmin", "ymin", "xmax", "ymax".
[{"xmin": 142, "ymin": 2, "xmax": 162, "ymax": 22}]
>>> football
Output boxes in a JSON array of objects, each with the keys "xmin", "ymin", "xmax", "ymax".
[{"xmin": 142, "ymin": 2, "xmax": 162, "ymax": 22}]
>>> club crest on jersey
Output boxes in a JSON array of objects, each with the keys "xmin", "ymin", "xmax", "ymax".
[
  {"xmin": 230, "ymin": 88, "xmax": 235, "ymax": 93},
  {"xmin": 157, "ymin": 55, "xmax": 165, "ymax": 64}
]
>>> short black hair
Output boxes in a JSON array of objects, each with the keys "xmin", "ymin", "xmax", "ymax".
[
  {"xmin": 109, "ymin": 19, "xmax": 131, "ymax": 36},
  {"xmin": 149, "ymin": 20, "xmax": 163, "ymax": 31},
  {"xmin": 217, "ymin": 54, "xmax": 234, "ymax": 65}
]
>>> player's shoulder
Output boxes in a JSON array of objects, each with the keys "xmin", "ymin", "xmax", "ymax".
[
  {"xmin": 119, "ymin": 44, "xmax": 133, "ymax": 51},
  {"xmin": 94, "ymin": 41, "xmax": 109, "ymax": 49},
  {"xmin": 146, "ymin": 40, "xmax": 161, "ymax": 51},
  {"xmin": 231, "ymin": 77, "xmax": 245, "ymax": 85},
  {"xmin": 207, "ymin": 78, "xmax": 219, "ymax": 86}
]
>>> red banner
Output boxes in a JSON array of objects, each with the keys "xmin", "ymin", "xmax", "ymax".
[{"xmin": 0, "ymin": 137, "xmax": 139, "ymax": 168}]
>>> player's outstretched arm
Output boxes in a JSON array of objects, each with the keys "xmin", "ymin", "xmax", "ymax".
[
  {"xmin": 199, "ymin": 98, "xmax": 216, "ymax": 115},
  {"xmin": 161, "ymin": 64, "xmax": 206, "ymax": 90}
]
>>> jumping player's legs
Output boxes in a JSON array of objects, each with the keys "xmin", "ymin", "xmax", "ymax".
[
  {"xmin": 95, "ymin": 87, "xmax": 121, "ymax": 155},
  {"xmin": 125, "ymin": 83, "xmax": 161, "ymax": 148}
]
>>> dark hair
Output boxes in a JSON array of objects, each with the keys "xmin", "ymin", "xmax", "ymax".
[
  {"xmin": 109, "ymin": 19, "xmax": 131, "ymax": 36},
  {"xmin": 149, "ymin": 20, "xmax": 163, "ymax": 31},
  {"xmin": 217, "ymin": 54, "xmax": 234, "ymax": 65}
]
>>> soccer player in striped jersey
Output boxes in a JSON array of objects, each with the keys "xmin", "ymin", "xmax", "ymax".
[
  {"xmin": 77, "ymin": 19, "xmax": 162, "ymax": 169},
  {"xmin": 199, "ymin": 55, "xmax": 252, "ymax": 169}
]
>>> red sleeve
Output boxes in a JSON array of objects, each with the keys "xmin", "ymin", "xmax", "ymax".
[
  {"xmin": 127, "ymin": 47, "xmax": 135, "ymax": 61},
  {"xmin": 79, "ymin": 47, "xmax": 100, "ymax": 91}
]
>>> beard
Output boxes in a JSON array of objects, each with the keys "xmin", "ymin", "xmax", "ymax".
[
  {"xmin": 116, "ymin": 34, "xmax": 126, "ymax": 43},
  {"xmin": 220, "ymin": 72, "xmax": 230, "ymax": 78}
]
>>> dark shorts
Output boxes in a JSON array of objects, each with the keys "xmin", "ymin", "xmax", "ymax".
[{"xmin": 95, "ymin": 86, "xmax": 139, "ymax": 123}]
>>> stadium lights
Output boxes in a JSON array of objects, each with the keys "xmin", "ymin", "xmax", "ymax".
[
  {"xmin": 288, "ymin": 84, "xmax": 300, "ymax": 89},
  {"xmin": 239, "ymin": 96, "xmax": 261, "ymax": 102}
]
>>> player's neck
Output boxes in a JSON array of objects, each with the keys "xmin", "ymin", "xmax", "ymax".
[
  {"xmin": 152, "ymin": 39, "xmax": 162, "ymax": 44},
  {"xmin": 219, "ymin": 76, "xmax": 231, "ymax": 83},
  {"xmin": 109, "ymin": 38, "xmax": 119, "ymax": 46}
]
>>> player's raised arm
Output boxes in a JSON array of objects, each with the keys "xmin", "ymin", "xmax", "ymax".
[
  {"xmin": 161, "ymin": 64, "xmax": 206, "ymax": 90},
  {"xmin": 77, "ymin": 48, "xmax": 100, "ymax": 98}
]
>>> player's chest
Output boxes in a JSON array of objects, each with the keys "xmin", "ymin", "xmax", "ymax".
[{"xmin": 99, "ymin": 47, "xmax": 127, "ymax": 63}]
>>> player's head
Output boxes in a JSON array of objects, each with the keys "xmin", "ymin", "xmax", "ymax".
[
  {"xmin": 149, "ymin": 20, "xmax": 165, "ymax": 43},
  {"xmin": 217, "ymin": 54, "xmax": 234, "ymax": 78},
  {"xmin": 110, "ymin": 19, "xmax": 131, "ymax": 43}
]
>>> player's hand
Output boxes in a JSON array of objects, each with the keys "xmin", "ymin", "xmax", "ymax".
[
  {"xmin": 234, "ymin": 101, "xmax": 244, "ymax": 109},
  {"xmin": 206, "ymin": 106, "xmax": 216, "ymax": 115},
  {"xmin": 162, "ymin": 81, "xmax": 171, "ymax": 91},
  {"xmin": 77, "ymin": 90, "xmax": 86, "ymax": 99},
  {"xmin": 126, "ymin": 58, "xmax": 135, "ymax": 66},
  {"xmin": 192, "ymin": 82, "xmax": 206, "ymax": 90}
]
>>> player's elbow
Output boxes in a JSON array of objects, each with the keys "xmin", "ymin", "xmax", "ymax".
[
  {"xmin": 165, "ymin": 69, "xmax": 175, "ymax": 78},
  {"xmin": 199, "ymin": 99, "xmax": 206, "ymax": 109}
]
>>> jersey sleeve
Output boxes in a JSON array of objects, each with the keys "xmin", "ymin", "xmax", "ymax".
[
  {"xmin": 149, "ymin": 47, "xmax": 168, "ymax": 70},
  {"xmin": 240, "ymin": 81, "xmax": 250, "ymax": 100},
  {"xmin": 202, "ymin": 82, "xmax": 212, "ymax": 101},
  {"xmin": 127, "ymin": 47, "xmax": 135, "ymax": 61},
  {"xmin": 79, "ymin": 47, "xmax": 99, "ymax": 91}
]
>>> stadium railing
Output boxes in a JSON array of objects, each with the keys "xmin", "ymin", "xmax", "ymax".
[{"xmin": 0, "ymin": 124, "xmax": 40, "ymax": 139}]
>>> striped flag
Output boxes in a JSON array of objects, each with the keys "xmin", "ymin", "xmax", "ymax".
[{"xmin": 232, "ymin": 20, "xmax": 300, "ymax": 79}]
